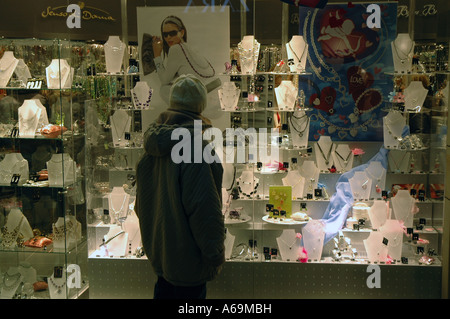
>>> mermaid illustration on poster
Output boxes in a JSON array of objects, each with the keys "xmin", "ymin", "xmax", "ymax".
[{"xmin": 298, "ymin": 3, "xmax": 397, "ymax": 141}]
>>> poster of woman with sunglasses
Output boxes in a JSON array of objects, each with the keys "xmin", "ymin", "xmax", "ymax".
[{"xmin": 138, "ymin": 6, "xmax": 230, "ymax": 128}]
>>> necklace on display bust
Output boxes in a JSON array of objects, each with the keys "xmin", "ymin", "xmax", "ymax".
[
  {"xmin": 393, "ymin": 41, "xmax": 413, "ymax": 65},
  {"xmin": 111, "ymin": 113, "xmax": 130, "ymax": 142},
  {"xmin": 48, "ymin": 276, "xmax": 66, "ymax": 294},
  {"xmin": 289, "ymin": 114, "xmax": 309, "ymax": 137},
  {"xmin": 288, "ymin": 42, "xmax": 307, "ymax": 72},
  {"xmin": 2, "ymin": 272, "xmax": 22, "ymax": 292},
  {"xmin": 279, "ymin": 235, "xmax": 301, "ymax": 250},
  {"xmin": 316, "ymin": 141, "xmax": 333, "ymax": 165},
  {"xmin": 1, "ymin": 216, "xmax": 24, "ymax": 248},
  {"xmin": 132, "ymin": 90, "xmax": 152, "ymax": 109},
  {"xmin": 335, "ymin": 148, "xmax": 352, "ymax": 166}
]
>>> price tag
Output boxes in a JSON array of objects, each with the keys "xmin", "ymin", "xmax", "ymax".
[
  {"xmin": 10, "ymin": 174, "xmax": 21, "ymax": 185},
  {"xmin": 382, "ymin": 237, "xmax": 389, "ymax": 246},
  {"xmin": 401, "ymin": 257, "xmax": 408, "ymax": 264}
]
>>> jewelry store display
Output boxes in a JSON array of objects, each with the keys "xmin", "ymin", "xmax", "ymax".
[
  {"xmin": 104, "ymin": 36, "xmax": 125, "ymax": 74},
  {"xmin": 0, "ymin": 51, "xmax": 19, "ymax": 87}
]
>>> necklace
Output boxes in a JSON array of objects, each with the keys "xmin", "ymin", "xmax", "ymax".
[
  {"xmin": 288, "ymin": 42, "xmax": 307, "ymax": 71},
  {"xmin": 111, "ymin": 113, "xmax": 130, "ymax": 142},
  {"xmin": 109, "ymin": 195, "xmax": 128, "ymax": 219},
  {"xmin": 132, "ymin": 90, "xmax": 152, "ymax": 109},
  {"xmin": 393, "ymin": 40, "xmax": 413, "ymax": 65},
  {"xmin": 279, "ymin": 235, "xmax": 300, "ymax": 250},
  {"xmin": 389, "ymin": 151, "xmax": 408, "ymax": 173},
  {"xmin": 316, "ymin": 141, "xmax": 333, "ymax": 165},
  {"xmin": 289, "ymin": 114, "xmax": 309, "ymax": 137},
  {"xmin": 179, "ymin": 43, "xmax": 215, "ymax": 78},
  {"xmin": 335, "ymin": 148, "xmax": 352, "ymax": 166},
  {"xmin": 52, "ymin": 220, "xmax": 74, "ymax": 241},
  {"xmin": 2, "ymin": 272, "xmax": 22, "ymax": 292},
  {"xmin": 365, "ymin": 168, "xmax": 384, "ymax": 193},
  {"xmin": 1, "ymin": 216, "xmax": 24, "ymax": 248},
  {"xmin": 385, "ymin": 118, "xmax": 404, "ymax": 143},
  {"xmin": 49, "ymin": 276, "xmax": 66, "ymax": 294},
  {"xmin": 236, "ymin": 178, "xmax": 259, "ymax": 198}
]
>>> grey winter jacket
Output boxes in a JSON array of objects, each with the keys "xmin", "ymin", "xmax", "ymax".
[{"xmin": 135, "ymin": 109, "xmax": 225, "ymax": 287}]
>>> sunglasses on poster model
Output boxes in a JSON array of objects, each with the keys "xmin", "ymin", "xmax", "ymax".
[{"xmin": 162, "ymin": 30, "xmax": 180, "ymax": 38}]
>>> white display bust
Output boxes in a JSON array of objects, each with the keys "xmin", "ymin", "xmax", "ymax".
[
  {"xmin": 388, "ymin": 150, "xmax": 410, "ymax": 173},
  {"xmin": 131, "ymin": 81, "xmax": 153, "ymax": 109},
  {"xmin": 48, "ymin": 268, "xmax": 68, "ymax": 299},
  {"xmin": 314, "ymin": 136, "xmax": 335, "ymax": 171},
  {"xmin": 33, "ymin": 99, "xmax": 50, "ymax": 127},
  {"xmin": 276, "ymin": 229, "xmax": 302, "ymax": 261},
  {"xmin": 0, "ymin": 51, "xmax": 19, "ymax": 87},
  {"xmin": 332, "ymin": 144, "xmax": 354, "ymax": 172},
  {"xmin": 290, "ymin": 109, "xmax": 310, "ymax": 149},
  {"xmin": 238, "ymin": 35, "xmax": 260, "ymax": 74},
  {"xmin": 282, "ymin": 170, "xmax": 305, "ymax": 199},
  {"xmin": 108, "ymin": 187, "xmax": 130, "ymax": 225},
  {"xmin": 391, "ymin": 33, "xmax": 414, "ymax": 73},
  {"xmin": 45, "ymin": 59, "xmax": 74, "ymax": 89},
  {"xmin": 286, "ymin": 36, "xmax": 308, "ymax": 73},
  {"xmin": 391, "ymin": 189, "xmax": 416, "ymax": 228},
  {"xmin": 218, "ymin": 81, "xmax": 240, "ymax": 111},
  {"xmin": 0, "ymin": 267, "xmax": 24, "ymax": 299},
  {"xmin": 383, "ymin": 111, "xmax": 406, "ymax": 149},
  {"xmin": 349, "ymin": 171, "xmax": 372, "ymax": 201},
  {"xmin": 302, "ymin": 220, "xmax": 325, "ymax": 261},
  {"xmin": 363, "ymin": 231, "xmax": 388, "ymax": 263},
  {"xmin": 275, "ymin": 80, "xmax": 297, "ymax": 111},
  {"xmin": 299, "ymin": 160, "xmax": 320, "ymax": 197},
  {"xmin": 404, "ymin": 81, "xmax": 428, "ymax": 111},
  {"xmin": 110, "ymin": 109, "xmax": 131, "ymax": 147},
  {"xmin": 364, "ymin": 161, "xmax": 386, "ymax": 199},
  {"xmin": 18, "ymin": 100, "xmax": 42, "ymax": 138},
  {"xmin": 14, "ymin": 59, "xmax": 32, "ymax": 86},
  {"xmin": 379, "ymin": 219, "xmax": 404, "ymax": 261},
  {"xmin": 0, "ymin": 207, "xmax": 33, "ymax": 249},
  {"xmin": 46, "ymin": 153, "xmax": 76, "ymax": 186},
  {"xmin": 368, "ymin": 200, "xmax": 390, "ymax": 230},
  {"xmin": 0, "ymin": 153, "xmax": 29, "ymax": 186},
  {"xmin": 104, "ymin": 36, "xmax": 125, "ymax": 74}
]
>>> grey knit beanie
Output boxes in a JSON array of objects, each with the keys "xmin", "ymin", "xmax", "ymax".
[{"xmin": 169, "ymin": 74, "xmax": 207, "ymax": 114}]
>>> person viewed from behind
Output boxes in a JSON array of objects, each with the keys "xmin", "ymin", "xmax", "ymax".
[{"xmin": 135, "ymin": 74, "xmax": 225, "ymax": 299}]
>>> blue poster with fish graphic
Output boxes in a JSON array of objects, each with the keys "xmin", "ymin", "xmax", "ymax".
[{"xmin": 299, "ymin": 2, "xmax": 397, "ymax": 141}]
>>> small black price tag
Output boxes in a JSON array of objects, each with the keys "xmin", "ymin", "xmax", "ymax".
[
  {"xmin": 10, "ymin": 174, "xmax": 21, "ymax": 185},
  {"xmin": 417, "ymin": 246, "xmax": 425, "ymax": 254},
  {"xmin": 307, "ymin": 193, "xmax": 313, "ymax": 200},
  {"xmin": 382, "ymin": 237, "xmax": 389, "ymax": 246},
  {"xmin": 419, "ymin": 218, "xmax": 426, "ymax": 225},
  {"xmin": 124, "ymin": 132, "xmax": 131, "ymax": 140},
  {"xmin": 353, "ymin": 224, "xmax": 360, "ymax": 231},
  {"xmin": 133, "ymin": 110, "xmax": 142, "ymax": 132},
  {"xmin": 407, "ymin": 227, "xmax": 414, "ymax": 235},
  {"xmin": 314, "ymin": 189, "xmax": 322, "ymax": 197},
  {"xmin": 271, "ymin": 248, "xmax": 278, "ymax": 256},
  {"xmin": 401, "ymin": 257, "xmax": 408, "ymax": 264},
  {"xmin": 263, "ymin": 247, "xmax": 270, "ymax": 254},
  {"xmin": 412, "ymin": 233, "xmax": 419, "ymax": 241}
]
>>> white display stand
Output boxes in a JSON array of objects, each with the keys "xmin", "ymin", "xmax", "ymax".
[
  {"xmin": 368, "ymin": 200, "xmax": 390, "ymax": 230},
  {"xmin": 48, "ymin": 270, "xmax": 68, "ymax": 299},
  {"xmin": 18, "ymin": 262, "xmax": 37, "ymax": 284},
  {"xmin": 388, "ymin": 150, "xmax": 410, "ymax": 173},
  {"xmin": 290, "ymin": 110, "xmax": 310, "ymax": 149},
  {"xmin": 379, "ymin": 219, "xmax": 404, "ymax": 261},
  {"xmin": 363, "ymin": 231, "xmax": 389, "ymax": 263},
  {"xmin": 286, "ymin": 36, "xmax": 308, "ymax": 73},
  {"xmin": 238, "ymin": 36, "xmax": 260, "ymax": 74},
  {"xmin": 364, "ymin": 161, "xmax": 386, "ymax": 199},
  {"xmin": 0, "ymin": 153, "xmax": 29, "ymax": 186},
  {"xmin": 383, "ymin": 111, "xmax": 406, "ymax": 149},
  {"xmin": 0, "ymin": 208, "xmax": 33, "ymax": 249},
  {"xmin": 302, "ymin": 220, "xmax": 325, "ymax": 260},
  {"xmin": 404, "ymin": 81, "xmax": 428, "ymax": 111},
  {"xmin": 33, "ymin": 99, "xmax": 50, "ymax": 127},
  {"xmin": 391, "ymin": 33, "xmax": 414, "ymax": 73},
  {"xmin": 46, "ymin": 153, "xmax": 76, "ymax": 186},
  {"xmin": 0, "ymin": 51, "xmax": 19, "ymax": 87},
  {"xmin": 276, "ymin": 229, "xmax": 302, "ymax": 261},
  {"xmin": 314, "ymin": 136, "xmax": 335, "ymax": 171},
  {"xmin": 52, "ymin": 216, "xmax": 81, "ymax": 251},
  {"xmin": 104, "ymin": 36, "xmax": 125, "ymax": 74},
  {"xmin": 45, "ymin": 59, "xmax": 74, "ymax": 89},
  {"xmin": 332, "ymin": 144, "xmax": 354, "ymax": 172},
  {"xmin": 282, "ymin": 170, "xmax": 305, "ymax": 199},
  {"xmin": 0, "ymin": 267, "xmax": 24, "ymax": 299},
  {"xmin": 108, "ymin": 187, "xmax": 130, "ymax": 225},
  {"xmin": 110, "ymin": 110, "xmax": 132, "ymax": 147},
  {"xmin": 299, "ymin": 161, "xmax": 320, "ymax": 197},
  {"xmin": 275, "ymin": 80, "xmax": 297, "ymax": 111},
  {"xmin": 18, "ymin": 99, "xmax": 42, "ymax": 137},
  {"xmin": 103, "ymin": 225, "xmax": 128, "ymax": 257},
  {"xmin": 218, "ymin": 82, "xmax": 240, "ymax": 111},
  {"xmin": 14, "ymin": 59, "xmax": 32, "ymax": 86},
  {"xmin": 349, "ymin": 171, "xmax": 372, "ymax": 201},
  {"xmin": 131, "ymin": 81, "xmax": 153, "ymax": 109},
  {"xmin": 391, "ymin": 189, "xmax": 416, "ymax": 228}
]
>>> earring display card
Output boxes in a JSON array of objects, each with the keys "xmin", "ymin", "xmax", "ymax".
[{"xmin": 269, "ymin": 186, "xmax": 292, "ymax": 218}]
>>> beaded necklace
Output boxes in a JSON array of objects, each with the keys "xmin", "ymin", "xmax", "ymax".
[{"xmin": 179, "ymin": 43, "xmax": 215, "ymax": 78}]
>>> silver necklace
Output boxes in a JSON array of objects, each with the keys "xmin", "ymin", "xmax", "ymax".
[
  {"xmin": 335, "ymin": 148, "xmax": 352, "ymax": 165},
  {"xmin": 316, "ymin": 141, "xmax": 333, "ymax": 165},
  {"xmin": 288, "ymin": 42, "xmax": 307, "ymax": 71},
  {"xmin": 289, "ymin": 114, "xmax": 309, "ymax": 137},
  {"xmin": 2, "ymin": 272, "xmax": 22, "ymax": 292},
  {"xmin": 279, "ymin": 236, "xmax": 300, "ymax": 250},
  {"xmin": 111, "ymin": 114, "xmax": 130, "ymax": 142},
  {"xmin": 393, "ymin": 41, "xmax": 413, "ymax": 65},
  {"xmin": 109, "ymin": 195, "xmax": 127, "ymax": 219}
]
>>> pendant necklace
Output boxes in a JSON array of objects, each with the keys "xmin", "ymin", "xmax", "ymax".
[
  {"xmin": 279, "ymin": 236, "xmax": 300, "ymax": 250},
  {"xmin": 393, "ymin": 40, "xmax": 413, "ymax": 65},
  {"xmin": 335, "ymin": 148, "xmax": 352, "ymax": 166},
  {"xmin": 389, "ymin": 151, "xmax": 408, "ymax": 173},
  {"xmin": 2, "ymin": 272, "xmax": 22, "ymax": 292},
  {"xmin": 288, "ymin": 42, "xmax": 307, "ymax": 72},
  {"xmin": 109, "ymin": 195, "xmax": 128, "ymax": 219},
  {"xmin": 289, "ymin": 114, "xmax": 309, "ymax": 137},
  {"xmin": 316, "ymin": 141, "xmax": 333, "ymax": 165},
  {"xmin": 365, "ymin": 169, "xmax": 383, "ymax": 193},
  {"xmin": 49, "ymin": 276, "xmax": 66, "ymax": 294},
  {"xmin": 111, "ymin": 113, "xmax": 130, "ymax": 142}
]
